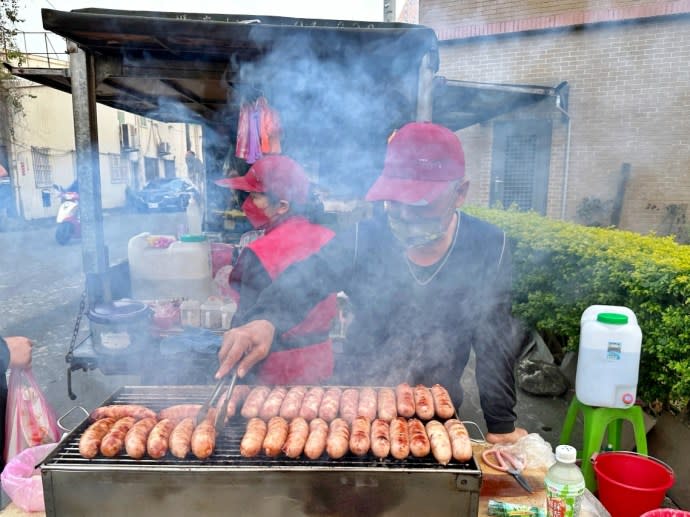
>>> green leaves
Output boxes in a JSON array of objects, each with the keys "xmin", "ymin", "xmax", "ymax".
[{"xmin": 467, "ymin": 206, "xmax": 690, "ymax": 412}]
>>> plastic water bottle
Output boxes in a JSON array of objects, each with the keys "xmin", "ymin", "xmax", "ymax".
[
  {"xmin": 186, "ymin": 197, "xmax": 203, "ymax": 235},
  {"xmin": 545, "ymin": 445, "xmax": 585, "ymax": 517}
]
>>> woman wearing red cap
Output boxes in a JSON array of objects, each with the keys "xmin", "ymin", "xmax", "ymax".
[
  {"xmin": 216, "ymin": 156, "xmax": 337, "ymax": 385},
  {"xmin": 217, "ymin": 123, "xmax": 527, "ymax": 445}
]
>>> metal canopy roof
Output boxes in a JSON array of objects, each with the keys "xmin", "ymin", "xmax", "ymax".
[
  {"xmin": 3, "ymin": 8, "xmax": 558, "ymax": 130},
  {"xmin": 22, "ymin": 8, "xmax": 439, "ymax": 125}
]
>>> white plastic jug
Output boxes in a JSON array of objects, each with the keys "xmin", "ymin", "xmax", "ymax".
[
  {"xmin": 575, "ymin": 305, "xmax": 642, "ymax": 408},
  {"xmin": 128, "ymin": 233, "xmax": 212, "ymax": 301}
]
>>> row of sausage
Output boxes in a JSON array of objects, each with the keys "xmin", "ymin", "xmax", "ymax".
[
  {"xmin": 79, "ymin": 411, "xmax": 218, "ymax": 460},
  {"xmin": 238, "ymin": 383, "xmax": 456, "ymax": 423},
  {"xmin": 240, "ymin": 415, "xmax": 473, "ymax": 465}
]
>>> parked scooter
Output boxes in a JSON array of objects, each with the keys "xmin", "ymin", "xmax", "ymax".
[{"xmin": 53, "ymin": 183, "xmax": 81, "ymax": 245}]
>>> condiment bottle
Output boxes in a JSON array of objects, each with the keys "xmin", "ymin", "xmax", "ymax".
[
  {"xmin": 180, "ymin": 299, "xmax": 201, "ymax": 327},
  {"xmin": 200, "ymin": 298, "xmax": 222, "ymax": 330},
  {"xmin": 220, "ymin": 300, "xmax": 237, "ymax": 330},
  {"xmin": 545, "ymin": 445, "xmax": 585, "ymax": 517}
]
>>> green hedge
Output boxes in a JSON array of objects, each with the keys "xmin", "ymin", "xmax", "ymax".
[{"xmin": 465, "ymin": 206, "xmax": 690, "ymax": 411}]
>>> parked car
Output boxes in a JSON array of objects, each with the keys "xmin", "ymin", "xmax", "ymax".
[{"xmin": 126, "ymin": 177, "xmax": 199, "ymax": 212}]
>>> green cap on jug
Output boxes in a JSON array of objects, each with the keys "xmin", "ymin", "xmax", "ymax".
[{"xmin": 597, "ymin": 312, "xmax": 628, "ymax": 325}]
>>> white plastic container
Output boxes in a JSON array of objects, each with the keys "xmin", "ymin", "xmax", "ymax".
[
  {"xmin": 186, "ymin": 197, "xmax": 203, "ymax": 235},
  {"xmin": 200, "ymin": 298, "xmax": 222, "ymax": 330},
  {"xmin": 575, "ymin": 305, "xmax": 642, "ymax": 408},
  {"xmin": 545, "ymin": 445, "xmax": 585, "ymax": 517},
  {"xmin": 180, "ymin": 299, "xmax": 201, "ymax": 327},
  {"xmin": 128, "ymin": 233, "xmax": 212, "ymax": 301},
  {"xmin": 220, "ymin": 300, "xmax": 237, "ymax": 330}
]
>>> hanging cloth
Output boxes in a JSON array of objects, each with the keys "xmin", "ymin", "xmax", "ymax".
[
  {"xmin": 257, "ymin": 96, "xmax": 282, "ymax": 154},
  {"xmin": 235, "ymin": 103, "xmax": 250, "ymax": 161}
]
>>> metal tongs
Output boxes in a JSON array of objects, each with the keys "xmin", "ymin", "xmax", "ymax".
[{"xmin": 196, "ymin": 369, "xmax": 238, "ymax": 434}]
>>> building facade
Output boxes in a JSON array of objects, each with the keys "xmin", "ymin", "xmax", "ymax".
[
  {"xmin": 1, "ymin": 39, "xmax": 202, "ymax": 221},
  {"xmin": 406, "ymin": 0, "xmax": 690, "ymax": 238}
]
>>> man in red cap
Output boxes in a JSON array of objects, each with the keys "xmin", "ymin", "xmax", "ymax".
[
  {"xmin": 216, "ymin": 155, "xmax": 337, "ymax": 385},
  {"xmin": 217, "ymin": 123, "xmax": 527, "ymax": 444}
]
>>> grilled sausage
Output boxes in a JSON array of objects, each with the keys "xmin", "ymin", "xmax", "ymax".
[
  {"xmin": 170, "ymin": 417, "xmax": 195, "ymax": 459},
  {"xmin": 91, "ymin": 404, "xmax": 156, "ymax": 422},
  {"xmin": 357, "ymin": 387, "xmax": 377, "ymax": 421},
  {"xmin": 147, "ymin": 418, "xmax": 176, "ymax": 459},
  {"xmin": 431, "ymin": 384, "xmax": 455, "ymax": 420},
  {"xmin": 224, "ymin": 385, "xmax": 251, "ymax": 421},
  {"xmin": 389, "ymin": 417, "xmax": 410, "ymax": 460},
  {"xmin": 370, "ymin": 418, "xmax": 391, "ymax": 459},
  {"xmin": 395, "ymin": 383, "xmax": 416, "ymax": 418},
  {"xmin": 100, "ymin": 416, "xmax": 136, "ymax": 457},
  {"xmin": 444, "ymin": 419, "xmax": 473, "ymax": 462},
  {"xmin": 263, "ymin": 416, "xmax": 289, "ymax": 457},
  {"xmin": 282, "ymin": 416, "xmax": 309, "ymax": 458},
  {"xmin": 339, "ymin": 388, "xmax": 360, "ymax": 424},
  {"xmin": 79, "ymin": 417, "xmax": 116, "ymax": 459},
  {"xmin": 259, "ymin": 387, "xmax": 289, "ymax": 421},
  {"xmin": 191, "ymin": 420, "xmax": 216, "ymax": 460},
  {"xmin": 304, "ymin": 418, "xmax": 329, "ymax": 460},
  {"xmin": 241, "ymin": 386, "xmax": 271, "ymax": 419},
  {"xmin": 158, "ymin": 404, "xmax": 201, "ymax": 422},
  {"xmin": 408, "ymin": 418, "xmax": 431, "ymax": 458},
  {"xmin": 349, "ymin": 416, "xmax": 371, "ymax": 457},
  {"xmin": 240, "ymin": 417, "xmax": 267, "ymax": 458},
  {"xmin": 377, "ymin": 388, "xmax": 397, "ymax": 422},
  {"xmin": 414, "ymin": 385, "xmax": 435, "ymax": 420},
  {"xmin": 124, "ymin": 417, "xmax": 157, "ymax": 459},
  {"xmin": 326, "ymin": 418, "xmax": 350, "ymax": 459},
  {"xmin": 299, "ymin": 386, "xmax": 325, "ymax": 421},
  {"xmin": 425, "ymin": 420, "xmax": 452, "ymax": 465},
  {"xmin": 318, "ymin": 387, "xmax": 342, "ymax": 422},
  {"xmin": 279, "ymin": 386, "xmax": 307, "ymax": 420}
]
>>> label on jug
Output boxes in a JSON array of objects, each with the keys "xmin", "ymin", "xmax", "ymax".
[
  {"xmin": 607, "ymin": 341, "xmax": 622, "ymax": 360},
  {"xmin": 101, "ymin": 332, "xmax": 131, "ymax": 350},
  {"xmin": 545, "ymin": 479, "xmax": 584, "ymax": 517}
]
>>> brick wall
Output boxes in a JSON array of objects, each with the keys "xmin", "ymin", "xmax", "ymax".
[{"xmin": 422, "ymin": 2, "xmax": 690, "ymax": 235}]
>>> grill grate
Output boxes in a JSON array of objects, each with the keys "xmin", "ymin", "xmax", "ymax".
[{"xmin": 44, "ymin": 385, "xmax": 480, "ymax": 473}]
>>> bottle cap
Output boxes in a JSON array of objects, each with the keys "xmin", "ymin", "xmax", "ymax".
[
  {"xmin": 597, "ymin": 312, "xmax": 628, "ymax": 325},
  {"xmin": 555, "ymin": 444, "xmax": 577, "ymax": 463}
]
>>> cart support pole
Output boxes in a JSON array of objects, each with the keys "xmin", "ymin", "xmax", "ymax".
[
  {"xmin": 416, "ymin": 51, "xmax": 436, "ymax": 122},
  {"xmin": 68, "ymin": 42, "xmax": 111, "ymax": 307}
]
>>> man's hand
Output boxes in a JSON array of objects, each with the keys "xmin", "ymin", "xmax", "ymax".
[
  {"xmin": 6, "ymin": 336, "xmax": 33, "ymax": 369},
  {"xmin": 215, "ymin": 320, "xmax": 275, "ymax": 379},
  {"xmin": 486, "ymin": 426, "xmax": 528, "ymax": 445}
]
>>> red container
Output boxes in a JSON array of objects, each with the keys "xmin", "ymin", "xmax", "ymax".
[
  {"xmin": 641, "ymin": 511, "xmax": 690, "ymax": 517},
  {"xmin": 593, "ymin": 452, "xmax": 675, "ymax": 517},
  {"xmin": 211, "ymin": 243, "xmax": 235, "ymax": 277}
]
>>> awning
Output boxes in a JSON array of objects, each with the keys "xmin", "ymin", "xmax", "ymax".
[{"xmin": 3, "ymin": 8, "xmax": 560, "ymax": 129}]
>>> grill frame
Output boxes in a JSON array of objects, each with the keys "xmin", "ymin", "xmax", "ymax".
[{"xmin": 41, "ymin": 385, "xmax": 482, "ymax": 516}]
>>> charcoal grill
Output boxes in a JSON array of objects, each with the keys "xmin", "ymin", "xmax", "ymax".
[{"xmin": 41, "ymin": 386, "xmax": 482, "ymax": 516}]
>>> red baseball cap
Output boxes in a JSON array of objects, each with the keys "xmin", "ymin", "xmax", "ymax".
[
  {"xmin": 216, "ymin": 155, "xmax": 309, "ymax": 204},
  {"xmin": 365, "ymin": 122, "xmax": 465, "ymax": 204}
]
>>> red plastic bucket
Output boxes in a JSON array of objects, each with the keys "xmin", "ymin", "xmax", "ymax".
[
  {"xmin": 593, "ymin": 452, "xmax": 675, "ymax": 517},
  {"xmin": 640, "ymin": 511, "xmax": 690, "ymax": 517}
]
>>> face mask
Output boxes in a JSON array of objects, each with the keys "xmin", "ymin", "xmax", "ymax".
[
  {"xmin": 242, "ymin": 197, "xmax": 272, "ymax": 229},
  {"xmin": 387, "ymin": 214, "xmax": 448, "ymax": 248}
]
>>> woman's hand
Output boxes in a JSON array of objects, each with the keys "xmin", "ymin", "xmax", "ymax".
[
  {"xmin": 6, "ymin": 336, "xmax": 33, "ymax": 369},
  {"xmin": 215, "ymin": 320, "xmax": 275, "ymax": 379}
]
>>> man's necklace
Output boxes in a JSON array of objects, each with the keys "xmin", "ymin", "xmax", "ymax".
[{"xmin": 405, "ymin": 212, "xmax": 461, "ymax": 286}]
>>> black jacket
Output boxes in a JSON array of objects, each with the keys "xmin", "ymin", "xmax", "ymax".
[{"xmin": 245, "ymin": 212, "xmax": 520, "ymax": 434}]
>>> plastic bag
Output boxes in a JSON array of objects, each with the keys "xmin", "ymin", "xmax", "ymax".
[
  {"xmin": 3, "ymin": 368, "xmax": 60, "ymax": 464},
  {"xmin": 1, "ymin": 442, "xmax": 56, "ymax": 512},
  {"xmin": 490, "ymin": 433, "xmax": 556, "ymax": 472}
]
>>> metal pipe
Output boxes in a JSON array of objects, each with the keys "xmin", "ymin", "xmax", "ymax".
[
  {"xmin": 68, "ymin": 41, "xmax": 110, "ymax": 305},
  {"xmin": 416, "ymin": 52, "xmax": 435, "ymax": 122},
  {"xmin": 555, "ymin": 96, "xmax": 572, "ymax": 220}
]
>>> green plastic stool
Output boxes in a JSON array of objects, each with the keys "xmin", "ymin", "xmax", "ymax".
[{"xmin": 559, "ymin": 397, "xmax": 648, "ymax": 492}]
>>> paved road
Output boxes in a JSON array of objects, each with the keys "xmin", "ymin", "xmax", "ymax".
[{"xmin": 0, "ymin": 210, "xmax": 186, "ymax": 423}]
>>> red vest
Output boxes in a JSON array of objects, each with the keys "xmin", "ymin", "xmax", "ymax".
[{"xmin": 246, "ymin": 216, "xmax": 337, "ymax": 384}]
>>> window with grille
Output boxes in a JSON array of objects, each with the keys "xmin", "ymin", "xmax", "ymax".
[
  {"xmin": 109, "ymin": 153, "xmax": 128, "ymax": 184},
  {"xmin": 31, "ymin": 147, "xmax": 52, "ymax": 187},
  {"xmin": 502, "ymin": 135, "xmax": 537, "ymax": 211}
]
